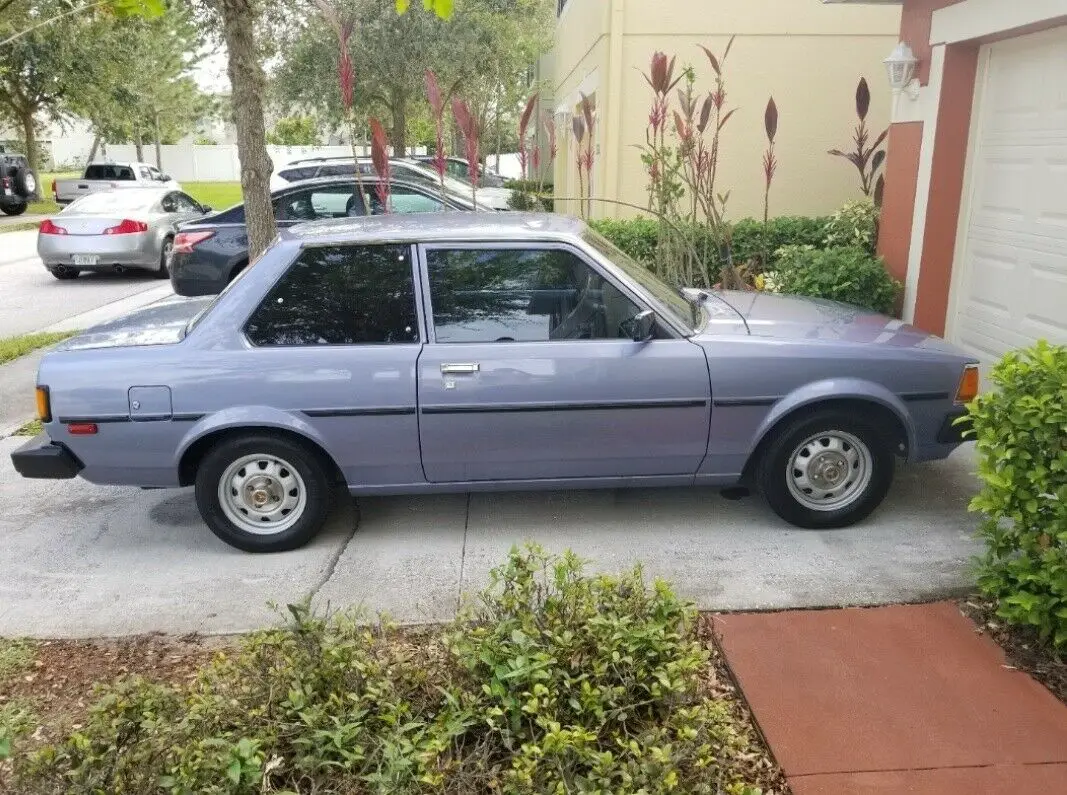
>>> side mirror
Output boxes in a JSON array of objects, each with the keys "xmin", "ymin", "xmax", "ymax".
[
  {"xmin": 630, "ymin": 309, "xmax": 655, "ymax": 342},
  {"xmin": 159, "ymin": 173, "xmax": 172, "ymax": 182},
  {"xmin": 201, "ymin": 205, "xmax": 212, "ymax": 213}
]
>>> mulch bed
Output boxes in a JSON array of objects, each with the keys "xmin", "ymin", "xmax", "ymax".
[{"xmin": 959, "ymin": 598, "xmax": 1067, "ymax": 706}]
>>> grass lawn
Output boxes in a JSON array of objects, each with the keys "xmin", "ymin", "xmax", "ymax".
[
  {"xmin": 183, "ymin": 181, "xmax": 242, "ymax": 210},
  {"xmin": 13, "ymin": 419, "xmax": 42, "ymax": 437},
  {"xmin": 0, "ymin": 331, "xmax": 77, "ymax": 366}
]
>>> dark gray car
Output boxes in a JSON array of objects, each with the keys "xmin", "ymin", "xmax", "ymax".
[{"xmin": 12, "ymin": 214, "xmax": 979, "ymax": 553}]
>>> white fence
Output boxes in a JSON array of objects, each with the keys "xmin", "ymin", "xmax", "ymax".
[{"xmin": 48, "ymin": 142, "xmax": 429, "ymax": 182}]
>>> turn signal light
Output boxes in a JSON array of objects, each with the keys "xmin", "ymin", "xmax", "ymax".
[
  {"xmin": 39, "ymin": 219, "xmax": 68, "ymax": 235},
  {"xmin": 66, "ymin": 423, "xmax": 98, "ymax": 435},
  {"xmin": 35, "ymin": 386, "xmax": 51, "ymax": 423},
  {"xmin": 173, "ymin": 230, "xmax": 215, "ymax": 253},
  {"xmin": 103, "ymin": 219, "xmax": 148, "ymax": 235},
  {"xmin": 955, "ymin": 365, "xmax": 980, "ymax": 404}
]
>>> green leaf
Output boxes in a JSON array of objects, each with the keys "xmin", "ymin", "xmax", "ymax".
[{"xmin": 227, "ymin": 758, "xmax": 242, "ymax": 784}]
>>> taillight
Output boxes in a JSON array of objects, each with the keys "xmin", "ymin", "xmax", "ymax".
[
  {"xmin": 173, "ymin": 230, "xmax": 216, "ymax": 253},
  {"xmin": 103, "ymin": 219, "xmax": 148, "ymax": 235},
  {"xmin": 39, "ymin": 219, "xmax": 68, "ymax": 235},
  {"xmin": 36, "ymin": 386, "xmax": 52, "ymax": 423},
  {"xmin": 1, "ymin": 176, "xmax": 9, "ymax": 189}
]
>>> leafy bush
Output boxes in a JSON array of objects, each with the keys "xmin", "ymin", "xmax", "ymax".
[
  {"xmin": 504, "ymin": 179, "xmax": 553, "ymax": 193},
  {"xmin": 966, "ymin": 341, "xmax": 1067, "ymax": 649},
  {"xmin": 507, "ymin": 189, "xmax": 553, "ymax": 212},
  {"xmin": 823, "ymin": 199, "xmax": 879, "ymax": 254},
  {"xmin": 588, "ymin": 215, "xmax": 829, "ymax": 286},
  {"xmin": 11, "ymin": 547, "xmax": 766, "ymax": 794},
  {"xmin": 771, "ymin": 244, "xmax": 899, "ymax": 314}
]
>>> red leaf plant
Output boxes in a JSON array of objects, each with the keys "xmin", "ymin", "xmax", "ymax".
[
  {"xmin": 578, "ymin": 93, "xmax": 595, "ymax": 218},
  {"xmin": 424, "ymin": 70, "xmax": 448, "ymax": 193},
  {"xmin": 762, "ymin": 97, "xmax": 778, "ymax": 224},
  {"xmin": 451, "ymin": 96, "xmax": 480, "ymax": 207},
  {"xmin": 829, "ymin": 77, "xmax": 888, "ymax": 197},
  {"xmin": 369, "ymin": 118, "xmax": 391, "ymax": 213}
]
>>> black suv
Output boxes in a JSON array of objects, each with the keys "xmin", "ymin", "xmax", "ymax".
[{"xmin": 0, "ymin": 145, "xmax": 40, "ymax": 216}]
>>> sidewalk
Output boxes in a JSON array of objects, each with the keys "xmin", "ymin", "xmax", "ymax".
[{"xmin": 715, "ymin": 602, "xmax": 1067, "ymax": 794}]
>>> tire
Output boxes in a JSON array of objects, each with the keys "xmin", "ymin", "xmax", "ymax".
[
  {"xmin": 14, "ymin": 166, "xmax": 37, "ymax": 198},
  {"xmin": 49, "ymin": 267, "xmax": 80, "ymax": 280},
  {"xmin": 756, "ymin": 409, "xmax": 894, "ymax": 529},
  {"xmin": 194, "ymin": 433, "xmax": 333, "ymax": 552},
  {"xmin": 157, "ymin": 237, "xmax": 173, "ymax": 278},
  {"xmin": 1, "ymin": 202, "xmax": 26, "ymax": 216}
]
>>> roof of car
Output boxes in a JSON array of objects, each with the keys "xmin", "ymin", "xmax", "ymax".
[{"xmin": 282, "ymin": 212, "xmax": 586, "ymax": 244}]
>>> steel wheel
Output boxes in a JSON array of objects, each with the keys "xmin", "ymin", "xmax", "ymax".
[
  {"xmin": 785, "ymin": 430, "xmax": 872, "ymax": 512},
  {"xmin": 217, "ymin": 453, "xmax": 308, "ymax": 536}
]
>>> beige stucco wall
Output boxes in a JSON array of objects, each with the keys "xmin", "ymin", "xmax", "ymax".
[{"xmin": 553, "ymin": 0, "xmax": 903, "ymax": 220}]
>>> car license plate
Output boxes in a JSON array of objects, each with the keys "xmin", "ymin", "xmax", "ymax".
[{"xmin": 72, "ymin": 254, "xmax": 99, "ymax": 266}]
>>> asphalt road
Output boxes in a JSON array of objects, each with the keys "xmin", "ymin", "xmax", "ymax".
[{"xmin": 0, "ymin": 229, "xmax": 170, "ymax": 338}]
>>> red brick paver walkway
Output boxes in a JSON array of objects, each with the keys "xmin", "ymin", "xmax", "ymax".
[{"xmin": 715, "ymin": 602, "xmax": 1067, "ymax": 795}]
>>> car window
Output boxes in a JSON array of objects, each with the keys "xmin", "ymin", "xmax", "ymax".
[
  {"xmin": 149, "ymin": 167, "xmax": 164, "ymax": 181},
  {"xmin": 276, "ymin": 186, "xmax": 365, "ymax": 221},
  {"xmin": 426, "ymin": 247, "xmax": 643, "ymax": 344},
  {"xmin": 115, "ymin": 166, "xmax": 135, "ymax": 180},
  {"xmin": 65, "ymin": 190, "xmax": 160, "ymax": 213},
  {"xmin": 369, "ymin": 186, "xmax": 444, "ymax": 215},
  {"xmin": 139, "ymin": 167, "xmax": 153, "ymax": 180},
  {"xmin": 391, "ymin": 164, "xmax": 437, "ymax": 188},
  {"xmin": 245, "ymin": 245, "xmax": 419, "ymax": 346},
  {"xmin": 278, "ymin": 167, "xmax": 318, "ymax": 182},
  {"xmin": 83, "ymin": 164, "xmax": 109, "ymax": 179},
  {"xmin": 213, "ymin": 204, "xmax": 245, "ymax": 223},
  {"xmin": 445, "ymin": 161, "xmax": 468, "ymax": 180},
  {"xmin": 319, "ymin": 163, "xmax": 360, "ymax": 177},
  {"xmin": 167, "ymin": 192, "xmax": 200, "ymax": 213}
]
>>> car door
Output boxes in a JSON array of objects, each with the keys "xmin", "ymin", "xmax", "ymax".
[{"xmin": 416, "ymin": 242, "xmax": 711, "ymax": 483}]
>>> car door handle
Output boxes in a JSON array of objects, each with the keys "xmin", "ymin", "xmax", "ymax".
[{"xmin": 441, "ymin": 363, "xmax": 480, "ymax": 375}]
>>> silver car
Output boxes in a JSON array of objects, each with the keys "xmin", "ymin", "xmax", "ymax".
[
  {"xmin": 12, "ymin": 214, "xmax": 979, "ymax": 553},
  {"xmin": 37, "ymin": 187, "xmax": 211, "ymax": 280}
]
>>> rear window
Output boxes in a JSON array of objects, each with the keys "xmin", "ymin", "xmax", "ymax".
[
  {"xmin": 64, "ymin": 191, "xmax": 161, "ymax": 213},
  {"xmin": 278, "ymin": 167, "xmax": 318, "ymax": 182}
]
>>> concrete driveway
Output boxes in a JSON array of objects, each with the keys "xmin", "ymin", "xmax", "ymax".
[{"xmin": 0, "ymin": 434, "xmax": 981, "ymax": 639}]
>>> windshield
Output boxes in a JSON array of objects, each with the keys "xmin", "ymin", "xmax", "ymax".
[
  {"xmin": 581, "ymin": 228, "xmax": 701, "ymax": 332},
  {"xmin": 65, "ymin": 190, "xmax": 161, "ymax": 214}
]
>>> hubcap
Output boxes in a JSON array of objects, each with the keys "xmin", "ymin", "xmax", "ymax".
[
  {"xmin": 25, "ymin": 174, "xmax": 36, "ymax": 193},
  {"xmin": 217, "ymin": 454, "xmax": 307, "ymax": 535},
  {"xmin": 786, "ymin": 430, "xmax": 872, "ymax": 512}
]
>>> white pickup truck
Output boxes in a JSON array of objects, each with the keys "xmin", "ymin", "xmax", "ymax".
[{"xmin": 52, "ymin": 162, "xmax": 181, "ymax": 206}]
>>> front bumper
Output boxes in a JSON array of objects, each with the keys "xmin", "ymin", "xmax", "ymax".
[
  {"xmin": 11, "ymin": 433, "xmax": 84, "ymax": 479},
  {"xmin": 937, "ymin": 409, "xmax": 972, "ymax": 444}
]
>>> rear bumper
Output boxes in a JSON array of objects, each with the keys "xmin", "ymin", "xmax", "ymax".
[
  {"xmin": 169, "ymin": 251, "xmax": 228, "ymax": 296},
  {"xmin": 11, "ymin": 434, "xmax": 84, "ymax": 479}
]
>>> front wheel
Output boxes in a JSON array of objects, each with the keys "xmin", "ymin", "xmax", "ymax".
[
  {"xmin": 757, "ymin": 410, "xmax": 894, "ymax": 529},
  {"xmin": 1, "ymin": 202, "xmax": 27, "ymax": 216},
  {"xmin": 194, "ymin": 434, "xmax": 333, "ymax": 552},
  {"xmin": 157, "ymin": 237, "xmax": 173, "ymax": 278}
]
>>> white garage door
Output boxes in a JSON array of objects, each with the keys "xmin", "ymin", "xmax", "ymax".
[{"xmin": 950, "ymin": 27, "xmax": 1067, "ymax": 365}]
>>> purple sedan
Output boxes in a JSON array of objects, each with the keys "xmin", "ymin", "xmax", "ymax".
[{"xmin": 12, "ymin": 214, "xmax": 979, "ymax": 552}]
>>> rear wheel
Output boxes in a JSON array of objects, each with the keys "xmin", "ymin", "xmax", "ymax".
[
  {"xmin": 1, "ymin": 202, "xmax": 26, "ymax": 216},
  {"xmin": 194, "ymin": 434, "xmax": 332, "ymax": 552},
  {"xmin": 157, "ymin": 237, "xmax": 173, "ymax": 278},
  {"xmin": 757, "ymin": 410, "xmax": 894, "ymax": 529},
  {"xmin": 49, "ymin": 266, "xmax": 80, "ymax": 280}
]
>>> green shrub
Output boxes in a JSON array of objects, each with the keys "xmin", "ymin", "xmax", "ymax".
[
  {"xmin": 504, "ymin": 179, "xmax": 553, "ymax": 193},
  {"xmin": 507, "ymin": 190, "xmax": 553, "ymax": 212},
  {"xmin": 966, "ymin": 341, "xmax": 1067, "ymax": 649},
  {"xmin": 770, "ymin": 244, "xmax": 899, "ymax": 314},
  {"xmin": 823, "ymin": 199, "xmax": 879, "ymax": 254},
  {"xmin": 12, "ymin": 547, "xmax": 766, "ymax": 794},
  {"xmin": 588, "ymin": 215, "xmax": 829, "ymax": 286}
]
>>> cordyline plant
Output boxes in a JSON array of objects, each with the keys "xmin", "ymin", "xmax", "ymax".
[
  {"xmin": 762, "ymin": 97, "xmax": 778, "ymax": 224},
  {"xmin": 424, "ymin": 70, "xmax": 448, "ymax": 195},
  {"xmin": 576, "ymin": 92, "xmax": 595, "ymax": 218},
  {"xmin": 451, "ymin": 96, "xmax": 480, "ymax": 207},
  {"xmin": 636, "ymin": 38, "xmax": 745, "ymax": 289},
  {"xmin": 571, "ymin": 113, "xmax": 586, "ymax": 219},
  {"xmin": 369, "ymin": 118, "xmax": 391, "ymax": 212},
  {"xmin": 314, "ymin": 0, "xmax": 366, "ymax": 206},
  {"xmin": 829, "ymin": 77, "xmax": 888, "ymax": 199}
]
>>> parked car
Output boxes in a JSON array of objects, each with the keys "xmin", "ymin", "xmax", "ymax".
[
  {"xmin": 37, "ymin": 187, "xmax": 212, "ymax": 280},
  {"xmin": 0, "ymin": 144, "xmax": 39, "ymax": 216},
  {"xmin": 12, "ymin": 213, "xmax": 979, "ymax": 553},
  {"xmin": 409, "ymin": 155, "xmax": 506, "ymax": 188},
  {"xmin": 269, "ymin": 156, "xmax": 514, "ymax": 209},
  {"xmin": 52, "ymin": 161, "xmax": 180, "ymax": 206},
  {"xmin": 168, "ymin": 175, "xmax": 483, "ymax": 297}
]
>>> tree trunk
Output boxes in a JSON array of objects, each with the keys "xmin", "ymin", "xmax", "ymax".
[
  {"xmin": 220, "ymin": 0, "xmax": 276, "ymax": 260},
  {"xmin": 154, "ymin": 111, "xmax": 163, "ymax": 171},
  {"xmin": 86, "ymin": 134, "xmax": 101, "ymax": 164},
  {"xmin": 134, "ymin": 135, "xmax": 144, "ymax": 162},
  {"xmin": 19, "ymin": 110, "xmax": 38, "ymax": 172},
  {"xmin": 390, "ymin": 91, "xmax": 407, "ymax": 157},
  {"xmin": 494, "ymin": 86, "xmax": 503, "ymax": 182}
]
